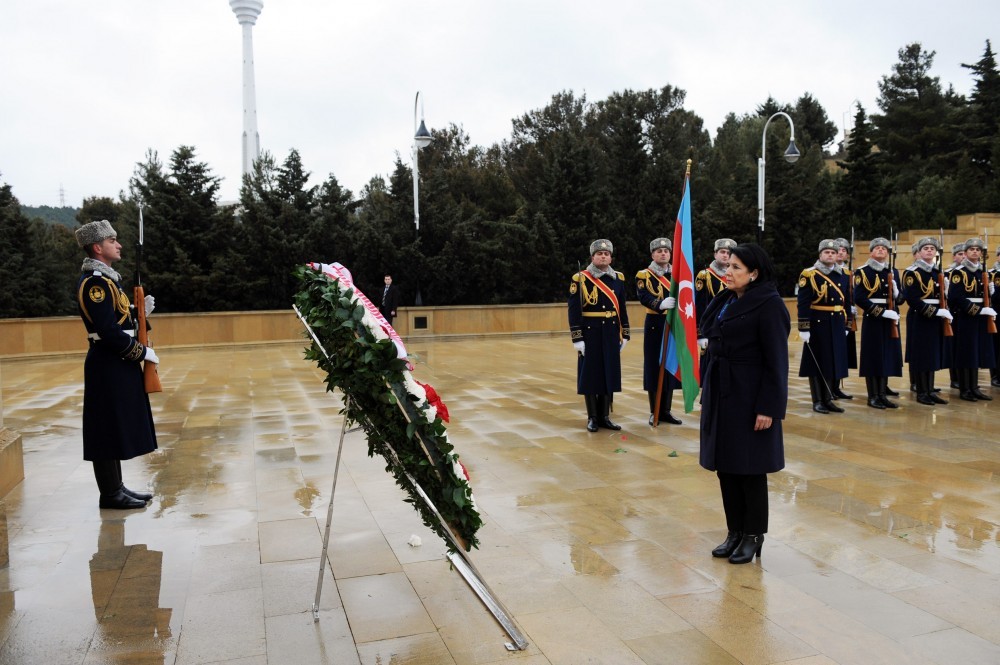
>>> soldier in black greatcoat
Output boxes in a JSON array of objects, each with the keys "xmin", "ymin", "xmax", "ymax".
[
  {"xmin": 947, "ymin": 238, "xmax": 997, "ymax": 401},
  {"xmin": 833, "ymin": 238, "xmax": 857, "ymax": 399},
  {"xmin": 635, "ymin": 238, "xmax": 681, "ymax": 426},
  {"xmin": 568, "ymin": 239, "xmax": 631, "ymax": 432},
  {"xmin": 901, "ymin": 237, "xmax": 952, "ymax": 405},
  {"xmin": 945, "ymin": 242, "xmax": 966, "ymax": 388},
  {"xmin": 854, "ymin": 237, "xmax": 904, "ymax": 409},
  {"xmin": 75, "ymin": 220, "xmax": 159, "ymax": 510},
  {"xmin": 990, "ymin": 247, "xmax": 1000, "ymax": 388},
  {"xmin": 695, "ymin": 238, "xmax": 735, "ymax": 339},
  {"xmin": 797, "ymin": 239, "xmax": 849, "ymax": 414}
]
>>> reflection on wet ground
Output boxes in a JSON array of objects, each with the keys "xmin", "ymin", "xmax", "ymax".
[{"xmin": 1, "ymin": 336, "xmax": 999, "ymax": 664}]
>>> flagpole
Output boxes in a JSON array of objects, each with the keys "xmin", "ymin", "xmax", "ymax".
[{"xmin": 653, "ymin": 159, "xmax": 693, "ymax": 424}]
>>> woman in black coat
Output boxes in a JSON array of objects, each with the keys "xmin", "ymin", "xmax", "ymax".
[{"xmin": 699, "ymin": 244, "xmax": 790, "ymax": 564}]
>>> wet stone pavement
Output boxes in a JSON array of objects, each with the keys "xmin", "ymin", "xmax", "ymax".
[{"xmin": 0, "ymin": 336, "xmax": 999, "ymax": 664}]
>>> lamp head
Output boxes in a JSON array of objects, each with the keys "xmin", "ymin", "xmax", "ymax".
[
  {"xmin": 783, "ymin": 139, "xmax": 800, "ymax": 164},
  {"xmin": 414, "ymin": 120, "xmax": 432, "ymax": 149}
]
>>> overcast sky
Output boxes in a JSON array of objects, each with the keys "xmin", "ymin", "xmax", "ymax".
[{"xmin": 2, "ymin": 1, "xmax": 996, "ymax": 208}]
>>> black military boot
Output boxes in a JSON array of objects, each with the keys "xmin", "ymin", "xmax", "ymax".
[
  {"xmin": 884, "ymin": 382, "xmax": 900, "ymax": 397},
  {"xmin": 597, "ymin": 395, "xmax": 621, "ymax": 430},
  {"xmin": 585, "ymin": 395, "xmax": 599, "ymax": 432},
  {"xmin": 928, "ymin": 372, "xmax": 948, "ymax": 404},
  {"xmin": 971, "ymin": 369, "xmax": 992, "ymax": 401},
  {"xmin": 821, "ymin": 380, "xmax": 844, "ymax": 413},
  {"xmin": 959, "ymin": 368, "xmax": 978, "ymax": 401},
  {"xmin": 94, "ymin": 461, "xmax": 146, "ymax": 510},
  {"xmin": 116, "ymin": 460, "xmax": 152, "ymax": 501},
  {"xmin": 866, "ymin": 376, "xmax": 886, "ymax": 409},
  {"xmin": 809, "ymin": 377, "xmax": 830, "ymax": 414},
  {"xmin": 878, "ymin": 377, "xmax": 898, "ymax": 408},
  {"xmin": 950, "ymin": 367, "xmax": 960, "ymax": 389},
  {"xmin": 659, "ymin": 389, "xmax": 682, "ymax": 425},
  {"xmin": 914, "ymin": 372, "xmax": 935, "ymax": 405},
  {"xmin": 991, "ymin": 369, "xmax": 1000, "ymax": 388}
]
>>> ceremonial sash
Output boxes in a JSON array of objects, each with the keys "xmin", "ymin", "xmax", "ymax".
[
  {"xmin": 812, "ymin": 271, "xmax": 846, "ymax": 305},
  {"xmin": 580, "ymin": 271, "xmax": 624, "ymax": 342}
]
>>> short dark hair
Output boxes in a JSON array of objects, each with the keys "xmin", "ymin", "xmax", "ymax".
[{"xmin": 731, "ymin": 243, "xmax": 777, "ymax": 289}]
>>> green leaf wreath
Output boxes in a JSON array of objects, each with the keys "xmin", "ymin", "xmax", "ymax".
[{"xmin": 294, "ymin": 265, "xmax": 481, "ymax": 551}]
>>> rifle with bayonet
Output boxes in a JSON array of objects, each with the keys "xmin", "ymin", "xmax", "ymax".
[
  {"xmin": 887, "ymin": 228, "xmax": 899, "ymax": 339},
  {"xmin": 984, "ymin": 229, "xmax": 997, "ymax": 334},
  {"xmin": 937, "ymin": 228, "xmax": 953, "ymax": 337},
  {"xmin": 847, "ymin": 228, "xmax": 857, "ymax": 332},
  {"xmin": 135, "ymin": 205, "xmax": 162, "ymax": 393}
]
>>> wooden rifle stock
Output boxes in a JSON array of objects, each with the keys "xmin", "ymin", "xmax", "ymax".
[
  {"xmin": 938, "ymin": 269, "xmax": 953, "ymax": 337},
  {"xmin": 134, "ymin": 285, "xmax": 163, "ymax": 393},
  {"xmin": 887, "ymin": 258, "xmax": 900, "ymax": 340},
  {"xmin": 983, "ymin": 268, "xmax": 998, "ymax": 334}
]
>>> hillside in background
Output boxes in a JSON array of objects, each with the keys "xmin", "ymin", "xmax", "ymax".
[{"xmin": 21, "ymin": 205, "xmax": 79, "ymax": 228}]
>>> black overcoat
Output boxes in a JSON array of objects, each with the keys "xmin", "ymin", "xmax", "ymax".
[
  {"xmin": 948, "ymin": 265, "xmax": 997, "ymax": 369},
  {"xmin": 77, "ymin": 270, "xmax": 158, "ymax": 461},
  {"xmin": 854, "ymin": 265, "xmax": 903, "ymax": 377},
  {"xmin": 635, "ymin": 268, "xmax": 681, "ymax": 392},
  {"xmin": 901, "ymin": 264, "xmax": 947, "ymax": 372},
  {"xmin": 797, "ymin": 267, "xmax": 848, "ymax": 380},
  {"xmin": 568, "ymin": 270, "xmax": 631, "ymax": 394},
  {"xmin": 699, "ymin": 285, "xmax": 789, "ymax": 475}
]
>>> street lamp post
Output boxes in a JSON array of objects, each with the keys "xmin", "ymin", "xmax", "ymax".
[
  {"xmin": 412, "ymin": 91, "xmax": 432, "ymax": 306},
  {"xmin": 757, "ymin": 111, "xmax": 800, "ymax": 243}
]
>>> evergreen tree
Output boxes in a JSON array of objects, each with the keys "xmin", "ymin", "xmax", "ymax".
[
  {"xmin": 961, "ymin": 40, "xmax": 1000, "ymax": 208},
  {"xmin": 0, "ymin": 178, "xmax": 42, "ymax": 317},
  {"xmin": 835, "ymin": 104, "xmax": 885, "ymax": 238}
]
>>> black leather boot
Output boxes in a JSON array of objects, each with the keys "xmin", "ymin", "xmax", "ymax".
[
  {"xmin": 821, "ymin": 380, "xmax": 844, "ymax": 413},
  {"xmin": 971, "ymin": 369, "xmax": 992, "ymax": 400},
  {"xmin": 915, "ymin": 371, "xmax": 935, "ymax": 405},
  {"xmin": 866, "ymin": 376, "xmax": 885, "ymax": 409},
  {"xmin": 878, "ymin": 377, "xmax": 898, "ymax": 408},
  {"xmin": 597, "ymin": 395, "xmax": 621, "ymax": 430},
  {"xmin": 991, "ymin": 369, "xmax": 1000, "ymax": 388},
  {"xmin": 585, "ymin": 395, "xmax": 599, "ymax": 432},
  {"xmin": 728, "ymin": 534, "xmax": 764, "ymax": 564},
  {"xmin": 928, "ymin": 372, "xmax": 948, "ymax": 404},
  {"xmin": 884, "ymin": 382, "xmax": 900, "ymax": 397},
  {"xmin": 959, "ymin": 368, "xmax": 978, "ymax": 401},
  {"xmin": 809, "ymin": 377, "xmax": 829, "ymax": 413},
  {"xmin": 116, "ymin": 461, "xmax": 152, "ymax": 501},
  {"xmin": 832, "ymin": 381, "xmax": 853, "ymax": 399},
  {"xmin": 712, "ymin": 531, "xmax": 742, "ymax": 558},
  {"xmin": 950, "ymin": 367, "xmax": 959, "ymax": 389},
  {"xmin": 659, "ymin": 389, "xmax": 681, "ymax": 425},
  {"xmin": 100, "ymin": 489, "xmax": 147, "ymax": 510}
]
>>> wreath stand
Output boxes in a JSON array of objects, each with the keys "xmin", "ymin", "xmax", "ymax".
[{"xmin": 295, "ymin": 306, "xmax": 529, "ymax": 651}]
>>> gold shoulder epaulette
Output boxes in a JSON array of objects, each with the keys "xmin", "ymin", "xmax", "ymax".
[
  {"xmin": 615, "ymin": 271, "xmax": 625, "ymax": 280},
  {"xmin": 635, "ymin": 269, "xmax": 650, "ymax": 280}
]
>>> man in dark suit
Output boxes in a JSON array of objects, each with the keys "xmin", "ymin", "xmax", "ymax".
[{"xmin": 379, "ymin": 273, "xmax": 402, "ymax": 325}]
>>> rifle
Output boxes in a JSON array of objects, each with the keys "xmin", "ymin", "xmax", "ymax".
[
  {"xmin": 938, "ymin": 228, "xmax": 953, "ymax": 337},
  {"xmin": 846, "ymin": 227, "xmax": 857, "ymax": 332},
  {"xmin": 984, "ymin": 230, "xmax": 997, "ymax": 334},
  {"xmin": 887, "ymin": 228, "xmax": 899, "ymax": 339},
  {"xmin": 134, "ymin": 205, "xmax": 162, "ymax": 393}
]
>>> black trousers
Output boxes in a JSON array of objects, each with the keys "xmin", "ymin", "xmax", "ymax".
[{"xmin": 717, "ymin": 472, "xmax": 768, "ymax": 534}]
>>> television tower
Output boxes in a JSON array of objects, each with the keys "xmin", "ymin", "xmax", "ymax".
[{"xmin": 229, "ymin": 0, "xmax": 263, "ymax": 177}]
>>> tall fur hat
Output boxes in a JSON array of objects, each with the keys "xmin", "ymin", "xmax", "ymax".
[
  {"xmin": 713, "ymin": 238, "xmax": 736, "ymax": 252},
  {"xmin": 952, "ymin": 242, "xmax": 967, "ymax": 254},
  {"xmin": 818, "ymin": 239, "xmax": 838, "ymax": 252},
  {"xmin": 590, "ymin": 239, "xmax": 614, "ymax": 255},
  {"xmin": 869, "ymin": 237, "xmax": 891, "ymax": 251},
  {"xmin": 649, "ymin": 237, "xmax": 671, "ymax": 252},
  {"xmin": 964, "ymin": 238, "xmax": 986, "ymax": 251},
  {"xmin": 914, "ymin": 237, "xmax": 939, "ymax": 252},
  {"xmin": 75, "ymin": 220, "xmax": 117, "ymax": 248}
]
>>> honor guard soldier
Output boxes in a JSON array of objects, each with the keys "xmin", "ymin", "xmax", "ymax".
[
  {"xmin": 75, "ymin": 220, "xmax": 159, "ymax": 510},
  {"xmin": 695, "ymin": 238, "xmax": 736, "ymax": 337},
  {"xmin": 569, "ymin": 239, "xmax": 631, "ymax": 431},
  {"xmin": 635, "ymin": 238, "xmax": 682, "ymax": 426},
  {"xmin": 901, "ymin": 237, "xmax": 951, "ymax": 404},
  {"xmin": 945, "ymin": 242, "xmax": 966, "ymax": 388},
  {"xmin": 854, "ymin": 237, "xmax": 904, "ymax": 408},
  {"xmin": 834, "ymin": 237, "xmax": 857, "ymax": 398},
  {"xmin": 991, "ymin": 246, "xmax": 1000, "ymax": 387},
  {"xmin": 947, "ymin": 238, "xmax": 997, "ymax": 401},
  {"xmin": 798, "ymin": 239, "xmax": 849, "ymax": 413}
]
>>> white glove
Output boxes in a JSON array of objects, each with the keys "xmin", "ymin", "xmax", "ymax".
[
  {"xmin": 659, "ymin": 296, "xmax": 676, "ymax": 310},
  {"xmin": 800, "ymin": 331, "xmax": 811, "ymax": 343},
  {"xmin": 891, "ymin": 280, "xmax": 900, "ymax": 299},
  {"xmin": 619, "ymin": 339, "xmax": 628, "ymax": 352},
  {"xmin": 881, "ymin": 310, "xmax": 900, "ymax": 321},
  {"xmin": 845, "ymin": 329, "xmax": 850, "ymax": 336},
  {"xmin": 573, "ymin": 341, "xmax": 585, "ymax": 356},
  {"xmin": 980, "ymin": 307, "xmax": 997, "ymax": 317},
  {"xmin": 991, "ymin": 283, "xmax": 996, "ymax": 296},
  {"xmin": 144, "ymin": 294, "xmax": 155, "ymax": 316},
  {"xmin": 935, "ymin": 309, "xmax": 953, "ymax": 321},
  {"xmin": 144, "ymin": 347, "xmax": 160, "ymax": 364},
  {"xmin": 698, "ymin": 338, "xmax": 708, "ymax": 350}
]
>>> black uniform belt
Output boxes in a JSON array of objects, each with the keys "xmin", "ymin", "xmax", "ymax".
[{"xmin": 582, "ymin": 311, "xmax": 618, "ymax": 318}]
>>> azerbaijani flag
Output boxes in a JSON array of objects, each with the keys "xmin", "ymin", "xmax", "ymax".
[{"xmin": 661, "ymin": 170, "xmax": 700, "ymax": 412}]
